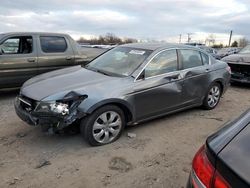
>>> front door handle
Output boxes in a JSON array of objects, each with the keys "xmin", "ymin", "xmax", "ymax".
[
  {"xmin": 165, "ymin": 74, "xmax": 180, "ymax": 81},
  {"xmin": 27, "ymin": 58, "xmax": 36, "ymax": 62},
  {"xmin": 205, "ymin": 68, "xmax": 210, "ymax": 72}
]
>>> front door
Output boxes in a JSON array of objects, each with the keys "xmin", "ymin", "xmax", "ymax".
[
  {"xmin": 133, "ymin": 49, "xmax": 183, "ymax": 121},
  {"xmin": 0, "ymin": 35, "xmax": 38, "ymax": 89}
]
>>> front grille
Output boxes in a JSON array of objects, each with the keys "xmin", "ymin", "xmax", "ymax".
[{"xmin": 19, "ymin": 95, "xmax": 37, "ymax": 112}]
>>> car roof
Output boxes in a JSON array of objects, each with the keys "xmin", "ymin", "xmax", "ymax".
[
  {"xmin": 0, "ymin": 32, "xmax": 69, "ymax": 36},
  {"xmin": 121, "ymin": 42, "xmax": 195, "ymax": 51}
]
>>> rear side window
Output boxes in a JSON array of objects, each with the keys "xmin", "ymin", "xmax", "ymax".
[
  {"xmin": 179, "ymin": 50, "xmax": 203, "ymax": 69},
  {"xmin": 40, "ymin": 36, "xmax": 67, "ymax": 53},
  {"xmin": 0, "ymin": 36, "xmax": 33, "ymax": 54},
  {"xmin": 201, "ymin": 52, "xmax": 209, "ymax": 65}
]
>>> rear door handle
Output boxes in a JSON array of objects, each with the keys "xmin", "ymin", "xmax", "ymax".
[
  {"xmin": 205, "ymin": 68, "xmax": 210, "ymax": 72},
  {"xmin": 27, "ymin": 58, "xmax": 36, "ymax": 62},
  {"xmin": 66, "ymin": 56, "xmax": 72, "ymax": 60}
]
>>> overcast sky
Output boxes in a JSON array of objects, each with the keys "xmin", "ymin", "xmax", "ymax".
[{"xmin": 0, "ymin": 0, "xmax": 249, "ymax": 44}]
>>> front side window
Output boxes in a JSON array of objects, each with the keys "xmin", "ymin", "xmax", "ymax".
[
  {"xmin": 40, "ymin": 36, "xmax": 67, "ymax": 53},
  {"xmin": 180, "ymin": 49, "xmax": 203, "ymax": 69},
  {"xmin": 144, "ymin": 50, "xmax": 178, "ymax": 78},
  {"xmin": 86, "ymin": 47, "xmax": 152, "ymax": 77},
  {"xmin": 0, "ymin": 36, "xmax": 32, "ymax": 54}
]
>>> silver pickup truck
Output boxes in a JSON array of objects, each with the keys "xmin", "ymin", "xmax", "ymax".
[{"xmin": 0, "ymin": 32, "xmax": 107, "ymax": 89}]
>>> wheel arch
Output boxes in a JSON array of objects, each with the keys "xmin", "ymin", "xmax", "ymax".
[
  {"xmin": 212, "ymin": 78, "xmax": 225, "ymax": 94},
  {"xmin": 86, "ymin": 99, "xmax": 134, "ymax": 124}
]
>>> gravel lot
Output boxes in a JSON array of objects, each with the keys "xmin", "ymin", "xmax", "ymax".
[{"xmin": 0, "ymin": 85, "xmax": 249, "ymax": 188}]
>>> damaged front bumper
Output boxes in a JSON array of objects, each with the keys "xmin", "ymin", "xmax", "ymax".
[
  {"xmin": 228, "ymin": 62, "xmax": 250, "ymax": 84},
  {"xmin": 14, "ymin": 95, "xmax": 86, "ymax": 131}
]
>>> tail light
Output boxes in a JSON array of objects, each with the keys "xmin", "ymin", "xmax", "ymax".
[
  {"xmin": 191, "ymin": 145, "xmax": 230, "ymax": 188},
  {"xmin": 226, "ymin": 66, "xmax": 231, "ymax": 74}
]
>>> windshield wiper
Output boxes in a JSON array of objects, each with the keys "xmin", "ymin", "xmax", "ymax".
[
  {"xmin": 85, "ymin": 66, "xmax": 111, "ymax": 76},
  {"xmin": 95, "ymin": 69, "xmax": 110, "ymax": 76}
]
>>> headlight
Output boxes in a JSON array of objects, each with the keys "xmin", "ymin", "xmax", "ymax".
[{"xmin": 35, "ymin": 101, "xmax": 69, "ymax": 115}]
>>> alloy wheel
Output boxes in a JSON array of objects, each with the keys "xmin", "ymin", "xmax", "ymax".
[
  {"xmin": 207, "ymin": 85, "xmax": 220, "ymax": 108},
  {"xmin": 92, "ymin": 111, "xmax": 122, "ymax": 144}
]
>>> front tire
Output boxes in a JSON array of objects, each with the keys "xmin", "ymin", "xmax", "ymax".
[
  {"xmin": 203, "ymin": 83, "xmax": 222, "ymax": 110},
  {"xmin": 80, "ymin": 105, "xmax": 125, "ymax": 146}
]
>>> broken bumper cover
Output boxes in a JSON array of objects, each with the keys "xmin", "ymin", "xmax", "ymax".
[
  {"xmin": 15, "ymin": 97, "xmax": 38, "ymax": 126},
  {"xmin": 14, "ymin": 97, "xmax": 85, "ymax": 130},
  {"xmin": 228, "ymin": 62, "xmax": 250, "ymax": 84},
  {"xmin": 231, "ymin": 73, "xmax": 250, "ymax": 84}
]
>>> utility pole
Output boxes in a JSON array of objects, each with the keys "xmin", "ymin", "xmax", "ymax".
[
  {"xmin": 187, "ymin": 33, "xmax": 193, "ymax": 43},
  {"xmin": 228, "ymin": 30, "xmax": 233, "ymax": 47},
  {"xmin": 179, "ymin": 34, "xmax": 182, "ymax": 43}
]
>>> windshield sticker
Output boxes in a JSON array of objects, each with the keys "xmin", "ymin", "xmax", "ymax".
[{"xmin": 129, "ymin": 50, "xmax": 145, "ymax": 55}]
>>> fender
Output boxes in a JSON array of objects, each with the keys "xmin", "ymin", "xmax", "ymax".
[{"xmin": 84, "ymin": 98, "xmax": 135, "ymax": 121}]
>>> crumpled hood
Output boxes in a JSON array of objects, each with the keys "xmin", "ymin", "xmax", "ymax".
[
  {"xmin": 21, "ymin": 66, "xmax": 115, "ymax": 101},
  {"xmin": 222, "ymin": 53, "xmax": 250, "ymax": 63}
]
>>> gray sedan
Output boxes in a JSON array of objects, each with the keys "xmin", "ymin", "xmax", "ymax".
[{"xmin": 15, "ymin": 43, "xmax": 231, "ymax": 146}]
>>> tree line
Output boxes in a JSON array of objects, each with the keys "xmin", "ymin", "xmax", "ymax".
[{"xmin": 77, "ymin": 33, "xmax": 138, "ymax": 45}]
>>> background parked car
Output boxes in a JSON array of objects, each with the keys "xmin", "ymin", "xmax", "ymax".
[
  {"xmin": 15, "ymin": 43, "xmax": 231, "ymax": 146},
  {"xmin": 217, "ymin": 47, "xmax": 241, "ymax": 59},
  {"xmin": 0, "ymin": 32, "xmax": 107, "ymax": 90},
  {"xmin": 222, "ymin": 45, "xmax": 250, "ymax": 84},
  {"xmin": 198, "ymin": 46, "xmax": 221, "ymax": 60},
  {"xmin": 187, "ymin": 109, "xmax": 250, "ymax": 188}
]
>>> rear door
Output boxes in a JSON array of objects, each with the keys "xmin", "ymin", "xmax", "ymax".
[
  {"xmin": 37, "ymin": 35, "xmax": 75, "ymax": 75},
  {"xmin": 0, "ymin": 35, "xmax": 38, "ymax": 89},
  {"xmin": 179, "ymin": 49, "xmax": 211, "ymax": 105},
  {"xmin": 133, "ymin": 49, "xmax": 183, "ymax": 121}
]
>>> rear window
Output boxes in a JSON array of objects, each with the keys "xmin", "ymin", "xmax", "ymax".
[
  {"xmin": 40, "ymin": 36, "xmax": 67, "ymax": 53},
  {"xmin": 201, "ymin": 52, "xmax": 209, "ymax": 65}
]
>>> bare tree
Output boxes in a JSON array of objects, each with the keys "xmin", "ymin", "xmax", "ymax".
[
  {"xmin": 205, "ymin": 34, "xmax": 216, "ymax": 46},
  {"xmin": 238, "ymin": 37, "xmax": 249, "ymax": 47},
  {"xmin": 77, "ymin": 33, "xmax": 137, "ymax": 45}
]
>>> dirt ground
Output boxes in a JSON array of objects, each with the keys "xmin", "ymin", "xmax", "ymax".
[{"xmin": 0, "ymin": 85, "xmax": 249, "ymax": 188}]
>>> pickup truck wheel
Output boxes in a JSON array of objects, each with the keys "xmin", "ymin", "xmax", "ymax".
[
  {"xmin": 203, "ymin": 83, "xmax": 221, "ymax": 110},
  {"xmin": 80, "ymin": 105, "xmax": 125, "ymax": 146}
]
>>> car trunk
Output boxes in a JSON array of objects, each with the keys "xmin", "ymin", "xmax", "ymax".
[
  {"xmin": 206, "ymin": 110, "xmax": 250, "ymax": 188},
  {"xmin": 216, "ymin": 124, "xmax": 250, "ymax": 187}
]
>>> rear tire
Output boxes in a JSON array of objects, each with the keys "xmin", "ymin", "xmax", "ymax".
[
  {"xmin": 80, "ymin": 105, "xmax": 125, "ymax": 146},
  {"xmin": 202, "ymin": 83, "xmax": 222, "ymax": 110}
]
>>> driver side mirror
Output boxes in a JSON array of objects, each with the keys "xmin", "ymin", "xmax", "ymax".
[{"xmin": 137, "ymin": 69, "xmax": 145, "ymax": 80}]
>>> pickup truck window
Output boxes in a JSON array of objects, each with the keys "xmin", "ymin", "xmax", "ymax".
[
  {"xmin": 40, "ymin": 36, "xmax": 67, "ymax": 53},
  {"xmin": 0, "ymin": 36, "xmax": 33, "ymax": 54}
]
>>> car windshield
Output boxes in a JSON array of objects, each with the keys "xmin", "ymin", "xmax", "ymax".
[
  {"xmin": 86, "ymin": 46, "xmax": 152, "ymax": 77},
  {"xmin": 239, "ymin": 45, "xmax": 250, "ymax": 54}
]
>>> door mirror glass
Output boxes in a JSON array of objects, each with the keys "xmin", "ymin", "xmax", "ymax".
[{"xmin": 137, "ymin": 69, "xmax": 145, "ymax": 80}]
